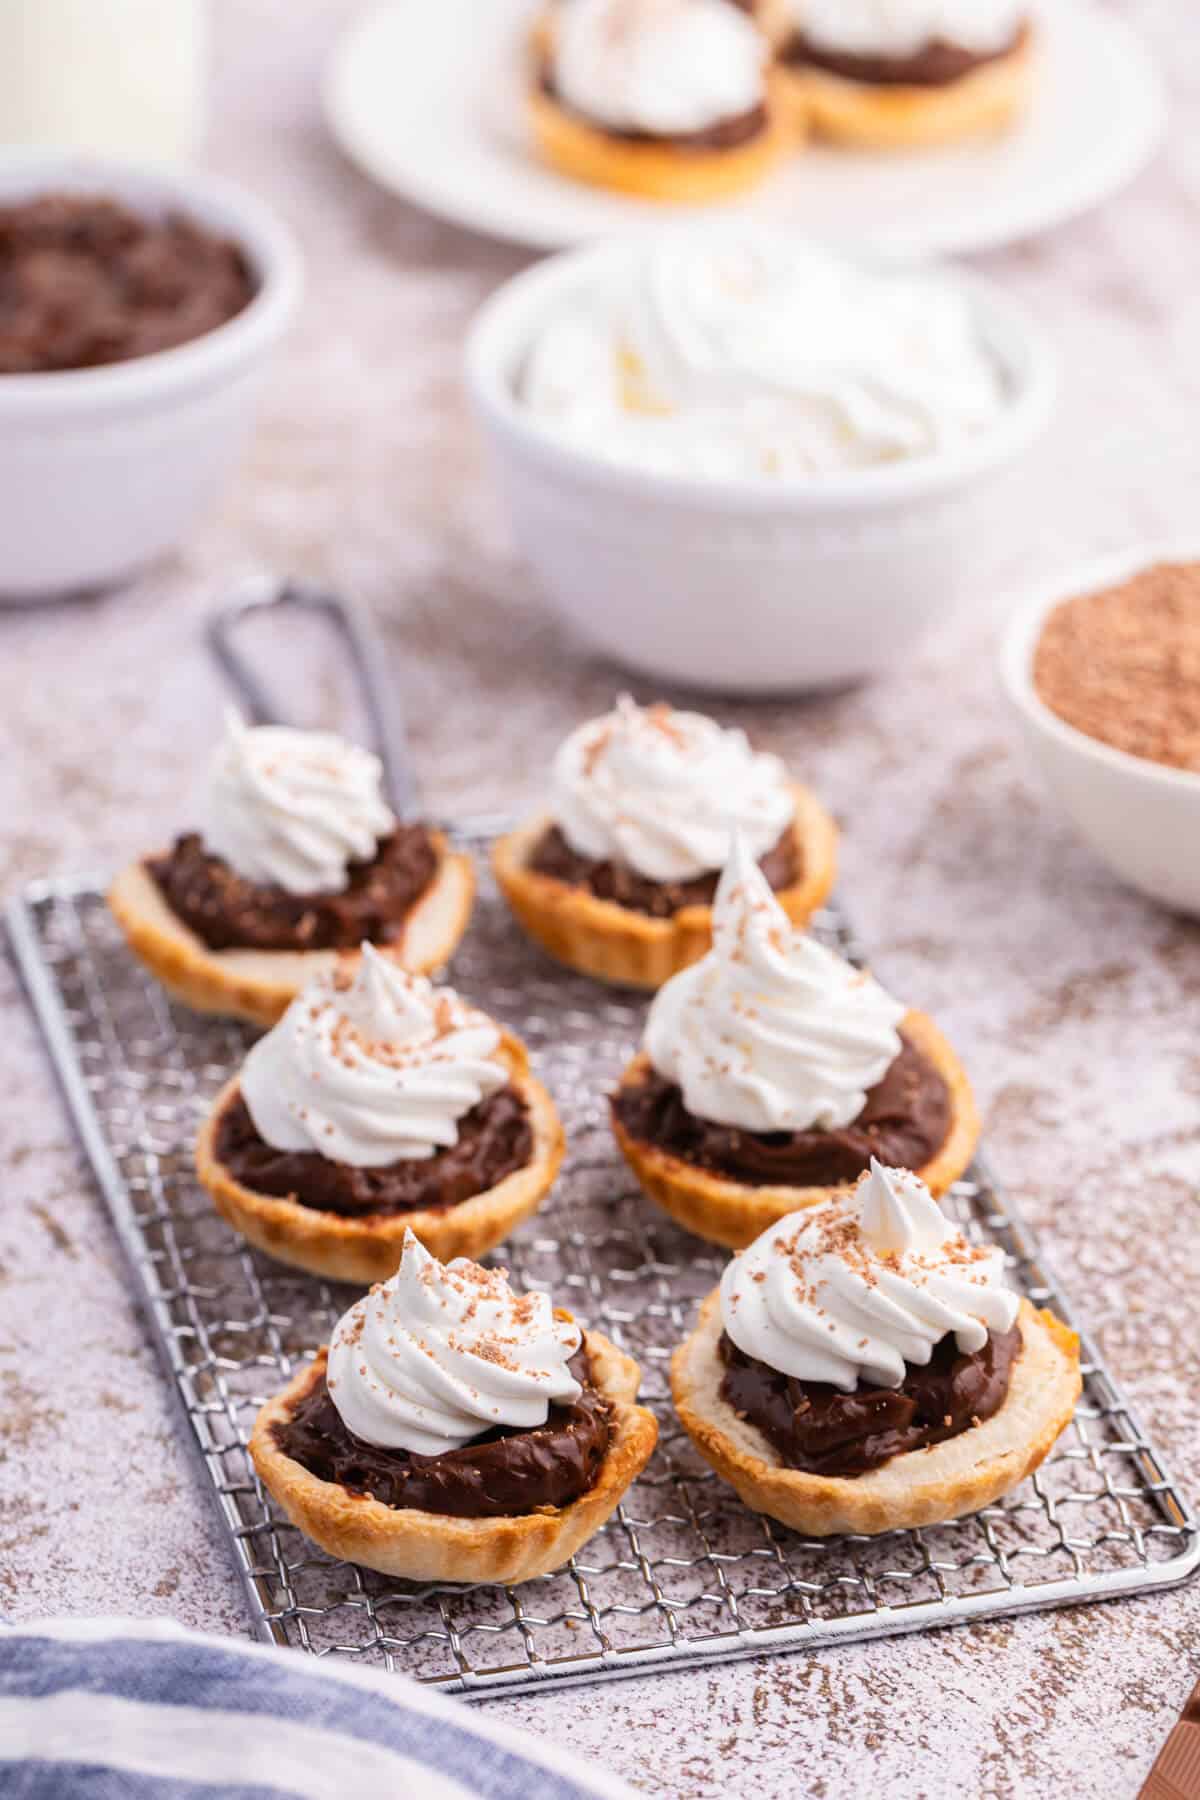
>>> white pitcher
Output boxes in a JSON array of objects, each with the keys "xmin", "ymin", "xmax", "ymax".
[{"xmin": 0, "ymin": 0, "xmax": 206, "ymax": 161}]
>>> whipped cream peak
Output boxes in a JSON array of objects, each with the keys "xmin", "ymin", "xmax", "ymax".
[
  {"xmin": 644, "ymin": 847, "xmax": 906, "ymax": 1133},
  {"xmin": 520, "ymin": 229, "xmax": 1009, "ymax": 481},
  {"xmin": 857, "ymin": 1156, "xmax": 951, "ymax": 1255},
  {"xmin": 239, "ymin": 950, "xmax": 508, "ymax": 1168},
  {"xmin": 334, "ymin": 942, "xmax": 442, "ymax": 1047},
  {"xmin": 551, "ymin": 695, "xmax": 794, "ymax": 883},
  {"xmin": 204, "ymin": 711, "xmax": 395, "ymax": 895},
  {"xmin": 794, "ymin": 0, "xmax": 1024, "ymax": 59},
  {"xmin": 710, "ymin": 827, "xmax": 791, "ymax": 957},
  {"xmin": 326, "ymin": 1232, "xmax": 583, "ymax": 1456},
  {"xmin": 720, "ymin": 1168, "xmax": 1020, "ymax": 1391},
  {"xmin": 553, "ymin": 0, "xmax": 766, "ymax": 139}
]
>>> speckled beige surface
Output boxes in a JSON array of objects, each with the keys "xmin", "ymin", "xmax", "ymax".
[{"xmin": 1, "ymin": 2, "xmax": 1197, "ymax": 1794}]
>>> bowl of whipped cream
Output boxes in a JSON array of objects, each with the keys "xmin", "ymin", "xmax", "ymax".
[{"xmin": 466, "ymin": 229, "xmax": 1054, "ymax": 692}]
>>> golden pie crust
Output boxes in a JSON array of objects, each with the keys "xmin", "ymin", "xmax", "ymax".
[
  {"xmin": 107, "ymin": 835, "xmax": 475, "ymax": 1028},
  {"xmin": 755, "ymin": 0, "xmax": 799, "ymax": 49},
  {"xmin": 778, "ymin": 30, "xmax": 1035, "ymax": 149},
  {"xmin": 195, "ymin": 1032, "xmax": 565, "ymax": 1282},
  {"xmin": 492, "ymin": 786, "xmax": 838, "ymax": 991},
  {"xmin": 611, "ymin": 1009, "xmax": 980, "ymax": 1249},
  {"xmin": 250, "ymin": 1329, "xmax": 659, "ymax": 1584},
  {"xmin": 672, "ymin": 1292, "xmax": 1081, "ymax": 1535},
  {"xmin": 527, "ymin": 74, "xmax": 796, "ymax": 203}
]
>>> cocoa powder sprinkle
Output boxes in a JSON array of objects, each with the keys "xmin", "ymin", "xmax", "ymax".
[{"xmin": 1032, "ymin": 562, "xmax": 1200, "ymax": 772}]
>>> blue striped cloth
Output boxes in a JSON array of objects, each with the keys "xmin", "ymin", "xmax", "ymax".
[{"xmin": 0, "ymin": 1619, "xmax": 634, "ymax": 1799}]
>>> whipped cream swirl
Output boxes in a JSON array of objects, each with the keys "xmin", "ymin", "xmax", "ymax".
[
  {"xmin": 645, "ymin": 837, "xmax": 905, "ymax": 1132},
  {"xmin": 204, "ymin": 713, "xmax": 395, "ymax": 895},
  {"xmin": 721, "ymin": 1160, "xmax": 1020, "ymax": 1390},
  {"xmin": 552, "ymin": 0, "xmax": 765, "ymax": 138},
  {"xmin": 240, "ymin": 945, "xmax": 509, "ymax": 1168},
  {"xmin": 795, "ymin": 0, "xmax": 1024, "ymax": 59},
  {"xmin": 521, "ymin": 230, "xmax": 1009, "ymax": 480},
  {"xmin": 326, "ymin": 1232, "xmax": 583, "ymax": 1456},
  {"xmin": 551, "ymin": 695, "xmax": 794, "ymax": 883}
]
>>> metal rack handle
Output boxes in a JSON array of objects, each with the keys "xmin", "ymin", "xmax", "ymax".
[{"xmin": 205, "ymin": 577, "xmax": 421, "ymax": 821}]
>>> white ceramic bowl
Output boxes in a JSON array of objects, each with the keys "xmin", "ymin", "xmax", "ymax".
[
  {"xmin": 465, "ymin": 242, "xmax": 1056, "ymax": 694},
  {"xmin": 0, "ymin": 152, "xmax": 301, "ymax": 600},
  {"xmin": 1001, "ymin": 544, "xmax": 1200, "ymax": 916}
]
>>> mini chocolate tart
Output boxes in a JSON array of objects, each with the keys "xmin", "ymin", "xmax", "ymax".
[
  {"xmin": 612, "ymin": 1009, "xmax": 979, "ymax": 1248},
  {"xmin": 195, "ymin": 1032, "xmax": 565, "ymax": 1281},
  {"xmin": 527, "ymin": 4, "xmax": 795, "ymax": 209},
  {"xmin": 251, "ymin": 1331, "xmax": 659, "ymax": 1583},
  {"xmin": 528, "ymin": 79, "xmax": 793, "ymax": 204},
  {"xmin": 493, "ymin": 785, "xmax": 838, "ymax": 990},
  {"xmin": 777, "ymin": 19, "xmax": 1035, "ymax": 148},
  {"xmin": 673, "ymin": 1292, "xmax": 1081, "ymax": 1535},
  {"xmin": 109, "ymin": 827, "xmax": 475, "ymax": 1028}
]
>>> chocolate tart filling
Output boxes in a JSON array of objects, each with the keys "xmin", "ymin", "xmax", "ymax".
[
  {"xmin": 215, "ymin": 1085, "xmax": 533, "ymax": 1218},
  {"xmin": 539, "ymin": 70, "xmax": 769, "ymax": 151},
  {"xmin": 781, "ymin": 21, "xmax": 1028, "ymax": 87},
  {"xmin": 274, "ymin": 1349, "xmax": 612, "ymax": 1518},
  {"xmin": 720, "ymin": 1324, "xmax": 1021, "ymax": 1477},
  {"xmin": 613, "ymin": 1033, "xmax": 951, "ymax": 1187},
  {"xmin": 529, "ymin": 823, "xmax": 798, "ymax": 920},
  {"xmin": 147, "ymin": 824, "xmax": 439, "ymax": 953}
]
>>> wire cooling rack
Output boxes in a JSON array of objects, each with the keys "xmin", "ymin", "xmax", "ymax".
[{"xmin": 9, "ymin": 844, "xmax": 1199, "ymax": 1699}]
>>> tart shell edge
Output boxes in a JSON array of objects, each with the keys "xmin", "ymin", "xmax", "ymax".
[
  {"xmin": 194, "ymin": 1031, "xmax": 565, "ymax": 1280},
  {"xmin": 107, "ymin": 835, "xmax": 476, "ymax": 1027},
  {"xmin": 526, "ymin": 73, "xmax": 798, "ymax": 204},
  {"xmin": 611, "ymin": 1007, "xmax": 980, "ymax": 1248},
  {"xmin": 492, "ymin": 784, "xmax": 838, "ymax": 991},
  {"xmin": 671, "ymin": 1291, "xmax": 1080, "ymax": 1536},
  {"xmin": 779, "ymin": 30, "xmax": 1035, "ymax": 149},
  {"xmin": 249, "ymin": 1329, "xmax": 659, "ymax": 1584}
]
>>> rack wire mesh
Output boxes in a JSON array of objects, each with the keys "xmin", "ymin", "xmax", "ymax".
[{"xmin": 9, "ymin": 841, "xmax": 1198, "ymax": 1699}]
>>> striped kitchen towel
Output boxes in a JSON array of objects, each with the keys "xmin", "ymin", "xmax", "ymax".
[{"xmin": 0, "ymin": 1617, "xmax": 635, "ymax": 1799}]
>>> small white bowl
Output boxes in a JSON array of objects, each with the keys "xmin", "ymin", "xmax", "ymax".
[
  {"xmin": 465, "ymin": 242, "xmax": 1056, "ymax": 694},
  {"xmin": 1001, "ymin": 544, "xmax": 1200, "ymax": 916},
  {"xmin": 0, "ymin": 152, "xmax": 302, "ymax": 600}
]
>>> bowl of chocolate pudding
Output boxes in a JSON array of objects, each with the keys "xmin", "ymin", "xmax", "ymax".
[
  {"xmin": 0, "ymin": 152, "xmax": 301, "ymax": 600},
  {"xmin": 1002, "ymin": 546, "xmax": 1200, "ymax": 915}
]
